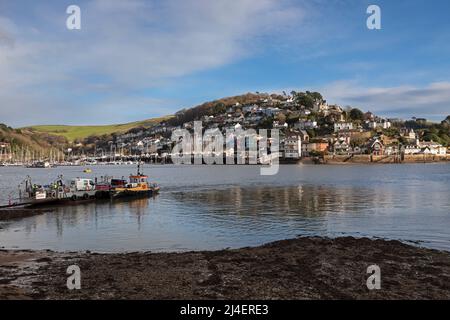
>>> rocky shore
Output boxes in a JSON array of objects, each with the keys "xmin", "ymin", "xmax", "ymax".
[{"xmin": 1, "ymin": 237, "xmax": 450, "ymax": 300}]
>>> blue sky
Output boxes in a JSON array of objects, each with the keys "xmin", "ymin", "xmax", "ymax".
[{"xmin": 0, "ymin": 0, "xmax": 449, "ymax": 126}]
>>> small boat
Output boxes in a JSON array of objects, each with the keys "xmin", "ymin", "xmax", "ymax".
[
  {"xmin": 111, "ymin": 162, "xmax": 160, "ymax": 198},
  {"xmin": 26, "ymin": 161, "xmax": 51, "ymax": 168}
]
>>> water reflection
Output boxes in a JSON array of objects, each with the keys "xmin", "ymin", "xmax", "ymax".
[
  {"xmin": 1, "ymin": 164, "xmax": 450, "ymax": 252},
  {"xmin": 170, "ymin": 185, "xmax": 400, "ymax": 217},
  {"xmin": 19, "ymin": 197, "xmax": 152, "ymax": 238}
]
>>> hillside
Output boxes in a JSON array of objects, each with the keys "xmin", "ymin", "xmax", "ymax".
[
  {"xmin": 167, "ymin": 92, "xmax": 283, "ymax": 127},
  {"xmin": 21, "ymin": 93, "xmax": 272, "ymax": 141},
  {"xmin": 9, "ymin": 92, "xmax": 450, "ymax": 151},
  {"xmin": 24, "ymin": 116, "xmax": 173, "ymax": 142},
  {"xmin": 0, "ymin": 124, "xmax": 67, "ymax": 152}
]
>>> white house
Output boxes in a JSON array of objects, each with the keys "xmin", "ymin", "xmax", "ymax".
[
  {"xmin": 403, "ymin": 140, "xmax": 447, "ymax": 155},
  {"xmin": 419, "ymin": 141, "xmax": 447, "ymax": 155},
  {"xmin": 332, "ymin": 136, "xmax": 351, "ymax": 155},
  {"xmin": 403, "ymin": 145, "xmax": 422, "ymax": 155},
  {"xmin": 367, "ymin": 120, "xmax": 392, "ymax": 130},
  {"xmin": 406, "ymin": 129, "xmax": 417, "ymax": 140},
  {"xmin": 284, "ymin": 134, "xmax": 302, "ymax": 159}
]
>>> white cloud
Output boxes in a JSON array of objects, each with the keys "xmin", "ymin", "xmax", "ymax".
[
  {"xmin": 0, "ymin": 0, "xmax": 307, "ymax": 126},
  {"xmin": 321, "ymin": 80, "xmax": 450, "ymax": 120}
]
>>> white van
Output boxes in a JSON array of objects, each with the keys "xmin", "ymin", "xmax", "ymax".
[
  {"xmin": 66, "ymin": 178, "xmax": 97, "ymax": 200},
  {"xmin": 71, "ymin": 178, "xmax": 95, "ymax": 191}
]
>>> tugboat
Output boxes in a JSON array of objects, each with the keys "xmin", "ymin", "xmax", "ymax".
[{"xmin": 111, "ymin": 162, "xmax": 159, "ymax": 198}]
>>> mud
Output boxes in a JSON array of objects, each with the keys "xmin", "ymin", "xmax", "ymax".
[{"xmin": 1, "ymin": 237, "xmax": 449, "ymax": 300}]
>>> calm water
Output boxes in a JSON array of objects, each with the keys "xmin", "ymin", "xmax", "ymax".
[{"xmin": 0, "ymin": 164, "xmax": 449, "ymax": 252}]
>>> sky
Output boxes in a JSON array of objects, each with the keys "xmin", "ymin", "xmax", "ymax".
[{"xmin": 0, "ymin": 0, "xmax": 449, "ymax": 127}]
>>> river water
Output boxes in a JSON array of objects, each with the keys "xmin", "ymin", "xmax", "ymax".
[{"xmin": 0, "ymin": 164, "xmax": 449, "ymax": 252}]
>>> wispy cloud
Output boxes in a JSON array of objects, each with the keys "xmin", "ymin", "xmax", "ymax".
[
  {"xmin": 1, "ymin": 0, "xmax": 449, "ymax": 126},
  {"xmin": 321, "ymin": 81, "xmax": 450, "ymax": 121},
  {"xmin": 0, "ymin": 0, "xmax": 307, "ymax": 126}
]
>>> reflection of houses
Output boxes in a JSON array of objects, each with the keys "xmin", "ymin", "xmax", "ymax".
[{"xmin": 284, "ymin": 134, "xmax": 302, "ymax": 159}]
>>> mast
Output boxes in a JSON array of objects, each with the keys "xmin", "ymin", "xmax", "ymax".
[{"xmin": 137, "ymin": 159, "xmax": 143, "ymax": 176}]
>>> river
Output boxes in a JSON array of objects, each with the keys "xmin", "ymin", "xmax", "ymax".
[{"xmin": 0, "ymin": 163, "xmax": 449, "ymax": 252}]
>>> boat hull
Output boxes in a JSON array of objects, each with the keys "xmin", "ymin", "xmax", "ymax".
[{"xmin": 112, "ymin": 187, "xmax": 160, "ymax": 199}]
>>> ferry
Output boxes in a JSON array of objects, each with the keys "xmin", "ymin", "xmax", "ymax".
[
  {"xmin": 20, "ymin": 176, "xmax": 108, "ymax": 208},
  {"xmin": 0, "ymin": 163, "xmax": 159, "ymax": 209}
]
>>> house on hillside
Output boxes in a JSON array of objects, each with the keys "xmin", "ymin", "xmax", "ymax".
[
  {"xmin": 312, "ymin": 103, "xmax": 329, "ymax": 113},
  {"xmin": 366, "ymin": 138, "xmax": 384, "ymax": 156},
  {"xmin": 284, "ymin": 134, "xmax": 302, "ymax": 159},
  {"xmin": 403, "ymin": 140, "xmax": 446, "ymax": 155},
  {"xmin": 302, "ymin": 141, "xmax": 329, "ymax": 157},
  {"xmin": 365, "ymin": 119, "xmax": 392, "ymax": 130},
  {"xmin": 400, "ymin": 128, "xmax": 417, "ymax": 142},
  {"xmin": 332, "ymin": 136, "xmax": 351, "ymax": 155}
]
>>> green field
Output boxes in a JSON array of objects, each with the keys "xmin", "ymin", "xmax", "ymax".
[{"xmin": 25, "ymin": 116, "xmax": 172, "ymax": 141}]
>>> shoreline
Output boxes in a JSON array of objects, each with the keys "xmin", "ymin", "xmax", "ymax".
[
  {"xmin": 1, "ymin": 237, "xmax": 449, "ymax": 300},
  {"xmin": 1, "ymin": 154, "xmax": 449, "ymax": 169}
]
